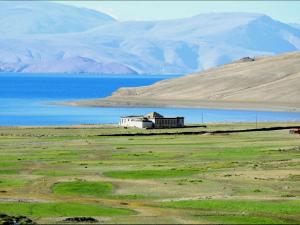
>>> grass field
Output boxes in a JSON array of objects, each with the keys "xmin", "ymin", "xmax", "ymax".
[{"xmin": 0, "ymin": 122, "xmax": 299, "ymax": 224}]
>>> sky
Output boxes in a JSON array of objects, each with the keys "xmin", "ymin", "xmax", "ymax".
[{"xmin": 59, "ymin": 1, "xmax": 300, "ymax": 24}]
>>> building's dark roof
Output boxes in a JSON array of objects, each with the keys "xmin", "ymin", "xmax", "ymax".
[
  {"xmin": 122, "ymin": 112, "xmax": 184, "ymax": 120},
  {"xmin": 145, "ymin": 112, "xmax": 164, "ymax": 118}
]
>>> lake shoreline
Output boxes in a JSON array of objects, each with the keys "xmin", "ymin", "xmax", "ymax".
[
  {"xmin": 2, "ymin": 74, "xmax": 300, "ymax": 126},
  {"xmin": 62, "ymin": 97, "xmax": 300, "ymax": 113}
]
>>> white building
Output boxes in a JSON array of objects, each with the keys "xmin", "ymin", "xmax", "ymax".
[
  {"xmin": 119, "ymin": 112, "xmax": 184, "ymax": 129},
  {"xmin": 119, "ymin": 115, "xmax": 153, "ymax": 129}
]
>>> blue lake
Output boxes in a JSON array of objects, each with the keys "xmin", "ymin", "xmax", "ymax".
[{"xmin": 1, "ymin": 73, "xmax": 300, "ymax": 126}]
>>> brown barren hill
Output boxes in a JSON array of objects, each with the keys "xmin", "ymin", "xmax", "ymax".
[{"xmin": 68, "ymin": 51, "xmax": 300, "ymax": 112}]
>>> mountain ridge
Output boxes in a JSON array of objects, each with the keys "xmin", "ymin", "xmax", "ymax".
[
  {"xmin": 1, "ymin": 2, "xmax": 300, "ymax": 74},
  {"xmin": 0, "ymin": 1, "xmax": 115, "ymax": 36}
]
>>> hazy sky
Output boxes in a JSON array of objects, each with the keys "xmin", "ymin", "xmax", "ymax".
[{"xmin": 60, "ymin": 1, "xmax": 300, "ymax": 24}]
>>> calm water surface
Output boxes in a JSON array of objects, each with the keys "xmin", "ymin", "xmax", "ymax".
[{"xmin": 1, "ymin": 73, "xmax": 300, "ymax": 125}]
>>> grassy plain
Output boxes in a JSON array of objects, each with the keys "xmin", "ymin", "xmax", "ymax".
[{"xmin": 0, "ymin": 122, "xmax": 299, "ymax": 224}]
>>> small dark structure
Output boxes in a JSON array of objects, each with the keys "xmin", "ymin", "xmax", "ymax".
[
  {"xmin": 239, "ymin": 56, "xmax": 255, "ymax": 62},
  {"xmin": 63, "ymin": 217, "xmax": 98, "ymax": 223},
  {"xmin": 289, "ymin": 128, "xmax": 300, "ymax": 134}
]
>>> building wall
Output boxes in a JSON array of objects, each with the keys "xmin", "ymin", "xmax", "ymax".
[
  {"xmin": 141, "ymin": 121, "xmax": 153, "ymax": 129},
  {"xmin": 152, "ymin": 117, "xmax": 184, "ymax": 128},
  {"xmin": 177, "ymin": 118, "xmax": 184, "ymax": 127},
  {"xmin": 120, "ymin": 118, "xmax": 153, "ymax": 129}
]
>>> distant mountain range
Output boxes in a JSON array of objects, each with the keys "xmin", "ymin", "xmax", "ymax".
[
  {"xmin": 1, "ymin": 2, "xmax": 300, "ymax": 75},
  {"xmin": 290, "ymin": 23, "xmax": 300, "ymax": 30}
]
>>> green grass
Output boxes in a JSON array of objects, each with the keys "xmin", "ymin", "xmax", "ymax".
[
  {"xmin": 0, "ymin": 179, "xmax": 27, "ymax": 188},
  {"xmin": 0, "ymin": 123, "xmax": 300, "ymax": 223},
  {"xmin": 52, "ymin": 181, "xmax": 113, "ymax": 198},
  {"xmin": 52, "ymin": 181, "xmax": 155, "ymax": 200},
  {"xmin": 0, "ymin": 162, "xmax": 18, "ymax": 167},
  {"xmin": 0, "ymin": 169, "xmax": 18, "ymax": 174},
  {"xmin": 0, "ymin": 202, "xmax": 134, "ymax": 217},
  {"xmin": 110, "ymin": 194, "xmax": 156, "ymax": 200},
  {"xmin": 34, "ymin": 170, "xmax": 81, "ymax": 177},
  {"xmin": 112, "ymin": 151, "xmax": 182, "ymax": 160},
  {"xmin": 103, "ymin": 168, "xmax": 200, "ymax": 179},
  {"xmin": 161, "ymin": 199, "xmax": 300, "ymax": 215},
  {"xmin": 200, "ymin": 215, "xmax": 286, "ymax": 224},
  {"xmin": 189, "ymin": 146, "xmax": 289, "ymax": 161}
]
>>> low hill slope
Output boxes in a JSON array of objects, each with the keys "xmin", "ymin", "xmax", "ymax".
[{"xmin": 72, "ymin": 51, "xmax": 300, "ymax": 112}]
